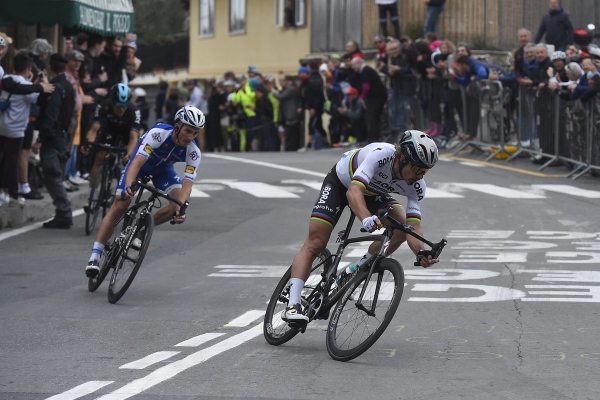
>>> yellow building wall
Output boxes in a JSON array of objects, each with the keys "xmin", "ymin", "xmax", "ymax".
[{"xmin": 189, "ymin": 0, "xmax": 311, "ymax": 78}]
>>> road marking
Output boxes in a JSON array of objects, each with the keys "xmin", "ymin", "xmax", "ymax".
[
  {"xmin": 459, "ymin": 161, "xmax": 484, "ymax": 167},
  {"xmin": 174, "ymin": 332, "xmax": 225, "ymax": 347},
  {"xmin": 209, "ymin": 265, "xmax": 287, "ymax": 278},
  {"xmin": 225, "ymin": 310, "xmax": 265, "ymax": 327},
  {"xmin": 204, "ymin": 154, "xmax": 327, "ymax": 178},
  {"xmin": 0, "ymin": 209, "xmax": 84, "ymax": 243},
  {"xmin": 118, "ymin": 351, "xmax": 180, "ymax": 370},
  {"xmin": 425, "ymin": 187, "xmax": 464, "ymax": 198},
  {"xmin": 95, "ymin": 323, "xmax": 263, "ymax": 400},
  {"xmin": 190, "ymin": 185, "xmax": 210, "ymax": 197},
  {"xmin": 222, "ymin": 181, "xmax": 299, "ymax": 198},
  {"xmin": 447, "ymin": 155, "xmax": 565, "ymax": 177},
  {"xmin": 281, "ymin": 179, "xmax": 323, "ymax": 190},
  {"xmin": 532, "ymin": 184, "xmax": 600, "ymax": 198},
  {"xmin": 453, "ymin": 183, "xmax": 545, "ymax": 199},
  {"xmin": 45, "ymin": 381, "xmax": 113, "ymax": 400}
]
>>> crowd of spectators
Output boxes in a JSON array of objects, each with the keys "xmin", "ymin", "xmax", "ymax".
[{"xmin": 0, "ymin": 31, "xmax": 145, "ymax": 227}]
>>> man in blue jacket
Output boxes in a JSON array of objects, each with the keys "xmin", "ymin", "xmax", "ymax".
[{"xmin": 534, "ymin": 0, "xmax": 574, "ymax": 51}]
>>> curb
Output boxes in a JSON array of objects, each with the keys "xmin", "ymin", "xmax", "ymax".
[{"xmin": 0, "ymin": 187, "xmax": 91, "ymax": 230}]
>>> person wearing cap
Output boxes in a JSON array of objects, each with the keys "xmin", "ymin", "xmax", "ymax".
[
  {"xmin": 547, "ymin": 50, "xmax": 568, "ymax": 91},
  {"xmin": 36, "ymin": 53, "xmax": 77, "ymax": 229},
  {"xmin": 337, "ymin": 86, "xmax": 365, "ymax": 144},
  {"xmin": 376, "ymin": 0, "xmax": 400, "ymax": 39}
]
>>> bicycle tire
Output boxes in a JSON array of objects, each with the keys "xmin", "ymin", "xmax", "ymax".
[
  {"xmin": 87, "ymin": 214, "xmax": 127, "ymax": 292},
  {"xmin": 107, "ymin": 213, "xmax": 154, "ymax": 303},
  {"xmin": 84, "ymin": 187, "xmax": 102, "ymax": 236},
  {"xmin": 326, "ymin": 258, "xmax": 404, "ymax": 362},
  {"xmin": 263, "ymin": 249, "xmax": 332, "ymax": 346}
]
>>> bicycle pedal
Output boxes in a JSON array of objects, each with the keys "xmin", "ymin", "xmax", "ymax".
[{"xmin": 289, "ymin": 320, "xmax": 308, "ymax": 333}]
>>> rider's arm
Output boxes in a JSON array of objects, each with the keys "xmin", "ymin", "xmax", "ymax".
[
  {"xmin": 346, "ymin": 184, "xmax": 373, "ymax": 221},
  {"xmin": 126, "ymin": 129, "xmax": 138, "ymax": 160},
  {"xmin": 124, "ymin": 154, "xmax": 147, "ymax": 192}
]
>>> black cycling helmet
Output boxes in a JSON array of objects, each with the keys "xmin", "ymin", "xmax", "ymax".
[
  {"xmin": 110, "ymin": 83, "xmax": 132, "ymax": 107},
  {"xmin": 396, "ymin": 130, "xmax": 439, "ymax": 169}
]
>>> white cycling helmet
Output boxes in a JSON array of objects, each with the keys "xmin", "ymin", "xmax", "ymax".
[
  {"xmin": 175, "ymin": 106, "xmax": 205, "ymax": 129},
  {"xmin": 397, "ymin": 130, "xmax": 439, "ymax": 169}
]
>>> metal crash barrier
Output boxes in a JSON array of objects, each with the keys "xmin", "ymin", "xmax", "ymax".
[{"xmin": 451, "ymin": 80, "xmax": 600, "ymax": 180}]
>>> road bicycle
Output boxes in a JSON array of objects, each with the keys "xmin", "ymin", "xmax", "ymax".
[
  {"xmin": 87, "ymin": 175, "xmax": 188, "ymax": 304},
  {"xmin": 264, "ymin": 208, "xmax": 447, "ymax": 361},
  {"xmin": 84, "ymin": 143, "xmax": 127, "ymax": 235}
]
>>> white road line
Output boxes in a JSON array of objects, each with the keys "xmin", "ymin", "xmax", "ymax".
[
  {"xmin": 95, "ymin": 323, "xmax": 263, "ymax": 400},
  {"xmin": 174, "ymin": 332, "xmax": 225, "ymax": 347},
  {"xmin": 209, "ymin": 265, "xmax": 287, "ymax": 278},
  {"xmin": 225, "ymin": 310, "xmax": 266, "ymax": 327},
  {"xmin": 459, "ymin": 162, "xmax": 484, "ymax": 167},
  {"xmin": 0, "ymin": 209, "xmax": 85, "ymax": 243},
  {"xmin": 453, "ymin": 183, "xmax": 545, "ymax": 199},
  {"xmin": 222, "ymin": 181, "xmax": 299, "ymax": 198},
  {"xmin": 532, "ymin": 184, "xmax": 600, "ymax": 198},
  {"xmin": 45, "ymin": 381, "xmax": 113, "ymax": 400},
  {"xmin": 281, "ymin": 179, "xmax": 323, "ymax": 190},
  {"xmin": 425, "ymin": 187, "xmax": 464, "ymax": 198},
  {"xmin": 204, "ymin": 154, "xmax": 327, "ymax": 178},
  {"xmin": 118, "ymin": 351, "xmax": 180, "ymax": 370},
  {"xmin": 190, "ymin": 185, "xmax": 210, "ymax": 197}
]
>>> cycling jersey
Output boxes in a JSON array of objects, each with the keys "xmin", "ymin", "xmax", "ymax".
[
  {"xmin": 310, "ymin": 142, "xmax": 426, "ymax": 227},
  {"xmin": 116, "ymin": 123, "xmax": 201, "ymax": 196},
  {"xmin": 94, "ymin": 100, "xmax": 141, "ymax": 146},
  {"xmin": 335, "ymin": 142, "xmax": 426, "ymax": 221}
]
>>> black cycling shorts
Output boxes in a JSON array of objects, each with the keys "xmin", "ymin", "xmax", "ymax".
[{"xmin": 309, "ymin": 166, "xmax": 401, "ymax": 229}]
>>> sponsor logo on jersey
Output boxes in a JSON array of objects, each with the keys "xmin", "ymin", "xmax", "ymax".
[
  {"xmin": 152, "ymin": 131, "xmax": 162, "ymax": 142},
  {"xmin": 318, "ymin": 184, "xmax": 332, "ymax": 204},
  {"xmin": 377, "ymin": 156, "xmax": 392, "ymax": 168},
  {"xmin": 414, "ymin": 182, "xmax": 424, "ymax": 201},
  {"xmin": 185, "ymin": 165, "xmax": 195, "ymax": 174},
  {"xmin": 143, "ymin": 144, "xmax": 153, "ymax": 154},
  {"xmin": 189, "ymin": 151, "xmax": 199, "ymax": 161}
]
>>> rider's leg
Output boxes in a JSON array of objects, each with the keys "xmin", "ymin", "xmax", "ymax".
[
  {"xmin": 89, "ymin": 150, "xmax": 105, "ymax": 189},
  {"xmin": 153, "ymin": 187, "xmax": 181, "ymax": 225},
  {"xmin": 288, "ymin": 220, "xmax": 333, "ymax": 306}
]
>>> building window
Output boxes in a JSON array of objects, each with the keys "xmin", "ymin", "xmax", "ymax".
[
  {"xmin": 199, "ymin": 0, "xmax": 215, "ymax": 37},
  {"xmin": 229, "ymin": 0, "xmax": 246, "ymax": 35},
  {"xmin": 276, "ymin": 0, "xmax": 306, "ymax": 28}
]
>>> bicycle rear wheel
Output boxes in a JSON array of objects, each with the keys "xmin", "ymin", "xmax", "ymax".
[
  {"xmin": 107, "ymin": 213, "xmax": 154, "ymax": 303},
  {"xmin": 326, "ymin": 258, "xmax": 404, "ymax": 362},
  {"xmin": 263, "ymin": 249, "xmax": 331, "ymax": 346},
  {"xmin": 88, "ymin": 214, "xmax": 127, "ymax": 292}
]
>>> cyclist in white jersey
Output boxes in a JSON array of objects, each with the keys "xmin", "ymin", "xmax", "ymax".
[
  {"xmin": 84, "ymin": 106, "xmax": 205, "ymax": 277},
  {"xmin": 283, "ymin": 130, "xmax": 440, "ymax": 322}
]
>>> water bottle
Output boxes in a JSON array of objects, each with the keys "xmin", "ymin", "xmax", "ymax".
[{"xmin": 344, "ymin": 263, "xmax": 360, "ymax": 275}]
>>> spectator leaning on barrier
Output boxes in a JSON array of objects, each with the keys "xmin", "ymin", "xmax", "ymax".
[
  {"xmin": 37, "ymin": 53, "xmax": 76, "ymax": 229},
  {"xmin": 535, "ymin": 0, "xmax": 574, "ymax": 52},
  {"xmin": 0, "ymin": 52, "xmax": 40, "ymax": 207},
  {"xmin": 351, "ymin": 57, "xmax": 387, "ymax": 144}
]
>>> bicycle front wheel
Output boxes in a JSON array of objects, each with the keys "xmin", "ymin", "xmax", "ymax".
[
  {"xmin": 107, "ymin": 213, "xmax": 154, "ymax": 303},
  {"xmin": 326, "ymin": 258, "xmax": 404, "ymax": 362},
  {"xmin": 88, "ymin": 214, "xmax": 127, "ymax": 292},
  {"xmin": 263, "ymin": 249, "xmax": 331, "ymax": 346}
]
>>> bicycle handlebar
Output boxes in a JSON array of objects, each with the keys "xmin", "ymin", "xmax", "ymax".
[
  {"xmin": 360, "ymin": 208, "xmax": 447, "ymax": 266},
  {"xmin": 91, "ymin": 142, "xmax": 128, "ymax": 153},
  {"xmin": 134, "ymin": 178, "xmax": 189, "ymax": 224}
]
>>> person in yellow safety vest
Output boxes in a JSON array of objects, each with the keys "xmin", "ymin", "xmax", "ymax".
[
  {"xmin": 232, "ymin": 77, "xmax": 259, "ymax": 151},
  {"xmin": 265, "ymin": 77, "xmax": 281, "ymax": 151}
]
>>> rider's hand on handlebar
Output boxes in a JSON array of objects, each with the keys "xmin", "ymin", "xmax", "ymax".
[
  {"xmin": 122, "ymin": 184, "xmax": 136, "ymax": 199},
  {"xmin": 415, "ymin": 249, "xmax": 439, "ymax": 268},
  {"xmin": 361, "ymin": 215, "xmax": 382, "ymax": 233},
  {"xmin": 171, "ymin": 207, "xmax": 186, "ymax": 224}
]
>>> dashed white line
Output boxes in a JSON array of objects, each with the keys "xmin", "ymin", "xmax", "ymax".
[
  {"xmin": 45, "ymin": 381, "xmax": 113, "ymax": 400},
  {"xmin": 174, "ymin": 332, "xmax": 225, "ymax": 347},
  {"xmin": 95, "ymin": 323, "xmax": 264, "ymax": 400},
  {"xmin": 224, "ymin": 310, "xmax": 265, "ymax": 327},
  {"xmin": 118, "ymin": 351, "xmax": 180, "ymax": 370}
]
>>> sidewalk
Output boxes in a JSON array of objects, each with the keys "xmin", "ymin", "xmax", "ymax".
[{"xmin": 0, "ymin": 186, "xmax": 90, "ymax": 230}]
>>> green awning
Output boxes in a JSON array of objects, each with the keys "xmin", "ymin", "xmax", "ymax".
[{"xmin": 0, "ymin": 0, "xmax": 135, "ymax": 35}]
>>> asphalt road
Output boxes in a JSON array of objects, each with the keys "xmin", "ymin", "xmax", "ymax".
[{"xmin": 1, "ymin": 149, "xmax": 600, "ymax": 400}]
